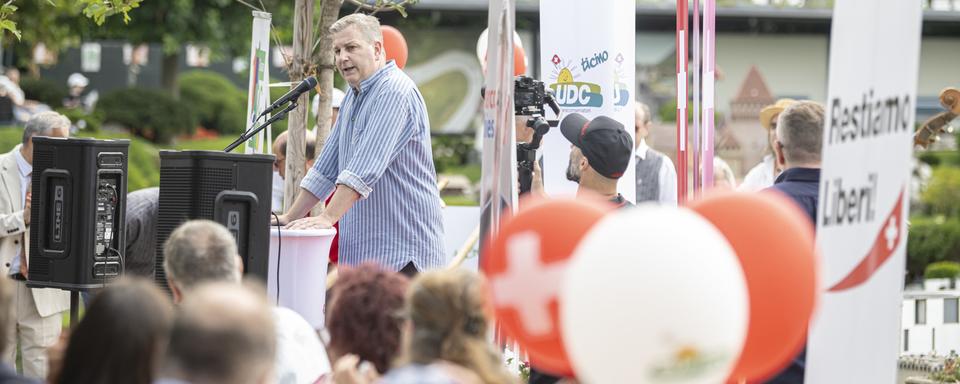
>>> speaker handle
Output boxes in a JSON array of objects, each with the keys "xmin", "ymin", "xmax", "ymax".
[{"xmin": 37, "ymin": 169, "xmax": 71, "ymax": 259}]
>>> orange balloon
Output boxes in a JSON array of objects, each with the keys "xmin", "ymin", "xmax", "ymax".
[
  {"xmin": 689, "ymin": 191, "xmax": 819, "ymax": 383},
  {"xmin": 513, "ymin": 43, "xmax": 527, "ymax": 76},
  {"xmin": 480, "ymin": 42, "xmax": 527, "ymax": 77},
  {"xmin": 482, "ymin": 197, "xmax": 613, "ymax": 376},
  {"xmin": 381, "ymin": 25, "xmax": 407, "ymax": 69}
]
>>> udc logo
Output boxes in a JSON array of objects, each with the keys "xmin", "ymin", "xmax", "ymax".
[
  {"xmin": 612, "ymin": 52, "xmax": 630, "ymax": 107},
  {"xmin": 547, "ymin": 54, "xmax": 603, "ymax": 108}
]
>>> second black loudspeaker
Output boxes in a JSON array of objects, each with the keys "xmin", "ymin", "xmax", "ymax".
[{"xmin": 154, "ymin": 150, "xmax": 273, "ymax": 291}]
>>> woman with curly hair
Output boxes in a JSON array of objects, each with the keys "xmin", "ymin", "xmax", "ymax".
[{"xmin": 325, "ymin": 262, "xmax": 410, "ymax": 375}]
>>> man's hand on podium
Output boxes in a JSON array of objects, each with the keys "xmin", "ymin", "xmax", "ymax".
[
  {"xmin": 285, "ymin": 215, "xmax": 334, "ymax": 230},
  {"xmin": 270, "ymin": 214, "xmax": 289, "ymax": 227}
]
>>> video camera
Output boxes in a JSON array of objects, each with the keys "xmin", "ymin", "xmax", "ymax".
[
  {"xmin": 513, "ymin": 76, "xmax": 561, "ymax": 194},
  {"xmin": 514, "ymin": 76, "xmax": 549, "ymax": 116}
]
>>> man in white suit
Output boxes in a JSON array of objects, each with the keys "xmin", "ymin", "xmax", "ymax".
[{"xmin": 0, "ymin": 112, "xmax": 71, "ymax": 379}]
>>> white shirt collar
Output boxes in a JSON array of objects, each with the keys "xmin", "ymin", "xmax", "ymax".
[
  {"xmin": 13, "ymin": 146, "xmax": 30, "ymax": 178},
  {"xmin": 634, "ymin": 138, "xmax": 650, "ymax": 160}
]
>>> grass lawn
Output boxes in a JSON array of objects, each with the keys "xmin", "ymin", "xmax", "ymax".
[
  {"xmin": 442, "ymin": 194, "xmax": 478, "ymax": 206},
  {"xmin": 442, "ymin": 163, "xmax": 481, "ymax": 184}
]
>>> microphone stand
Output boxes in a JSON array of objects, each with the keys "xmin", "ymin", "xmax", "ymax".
[{"xmin": 224, "ymin": 102, "xmax": 300, "ymax": 153}]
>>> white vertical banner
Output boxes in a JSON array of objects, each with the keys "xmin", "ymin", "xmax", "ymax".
[
  {"xmin": 805, "ymin": 1, "xmax": 922, "ymax": 383},
  {"xmin": 245, "ymin": 11, "xmax": 273, "ymax": 154},
  {"xmin": 539, "ymin": 0, "xmax": 636, "ymax": 200},
  {"xmin": 479, "ymin": 0, "xmax": 517, "ymax": 251},
  {"xmin": 81, "ymin": 43, "xmax": 101, "ymax": 72}
]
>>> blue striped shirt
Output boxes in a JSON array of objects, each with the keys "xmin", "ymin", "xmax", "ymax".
[{"xmin": 300, "ymin": 61, "xmax": 445, "ymax": 271}]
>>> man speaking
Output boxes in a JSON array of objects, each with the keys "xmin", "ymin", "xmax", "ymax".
[{"xmin": 275, "ymin": 14, "xmax": 444, "ymax": 275}]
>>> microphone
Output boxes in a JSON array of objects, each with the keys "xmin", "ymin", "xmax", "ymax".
[{"xmin": 258, "ymin": 76, "xmax": 318, "ymax": 119}]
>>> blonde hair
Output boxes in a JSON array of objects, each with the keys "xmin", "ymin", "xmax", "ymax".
[
  {"xmin": 402, "ymin": 270, "xmax": 515, "ymax": 384},
  {"xmin": 330, "ymin": 14, "xmax": 383, "ymax": 43}
]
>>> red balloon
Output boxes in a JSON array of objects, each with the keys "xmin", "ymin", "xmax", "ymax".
[
  {"xmin": 381, "ymin": 25, "xmax": 407, "ymax": 69},
  {"xmin": 482, "ymin": 197, "xmax": 613, "ymax": 376},
  {"xmin": 688, "ymin": 191, "xmax": 819, "ymax": 383}
]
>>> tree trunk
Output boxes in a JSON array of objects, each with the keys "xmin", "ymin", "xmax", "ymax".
[
  {"xmin": 284, "ymin": 0, "xmax": 315, "ymax": 212},
  {"xmin": 313, "ymin": 0, "xmax": 343, "ymax": 157},
  {"xmin": 161, "ymin": 52, "xmax": 180, "ymax": 99}
]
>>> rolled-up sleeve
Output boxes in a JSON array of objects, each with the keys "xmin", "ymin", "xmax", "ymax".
[
  {"xmin": 300, "ymin": 121, "xmax": 343, "ymax": 200},
  {"xmin": 338, "ymin": 93, "xmax": 415, "ymax": 199}
]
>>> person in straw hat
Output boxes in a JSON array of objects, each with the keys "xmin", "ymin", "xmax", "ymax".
[{"xmin": 739, "ymin": 98, "xmax": 796, "ymax": 192}]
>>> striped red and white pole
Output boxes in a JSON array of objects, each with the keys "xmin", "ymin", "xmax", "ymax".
[{"xmin": 676, "ymin": 0, "xmax": 688, "ymax": 203}]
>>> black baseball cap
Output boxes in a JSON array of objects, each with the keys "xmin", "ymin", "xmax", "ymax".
[{"xmin": 559, "ymin": 113, "xmax": 633, "ymax": 179}]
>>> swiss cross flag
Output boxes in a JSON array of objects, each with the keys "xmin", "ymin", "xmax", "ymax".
[
  {"xmin": 482, "ymin": 197, "xmax": 613, "ymax": 376},
  {"xmin": 828, "ymin": 187, "xmax": 906, "ymax": 292}
]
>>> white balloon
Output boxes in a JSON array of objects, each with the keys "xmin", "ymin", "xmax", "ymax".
[
  {"xmin": 475, "ymin": 28, "xmax": 524, "ymax": 64},
  {"xmin": 560, "ymin": 205, "xmax": 749, "ymax": 384}
]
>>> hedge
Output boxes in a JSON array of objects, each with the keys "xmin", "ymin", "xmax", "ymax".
[
  {"xmin": 178, "ymin": 71, "xmax": 247, "ymax": 135},
  {"xmin": 96, "ymin": 88, "xmax": 197, "ymax": 144},
  {"xmin": 926, "ymin": 261, "xmax": 960, "ymax": 280},
  {"xmin": 908, "ymin": 216, "xmax": 960, "ymax": 280}
]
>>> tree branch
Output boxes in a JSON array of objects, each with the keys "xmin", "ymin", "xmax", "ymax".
[
  {"xmin": 233, "ymin": 0, "xmax": 264, "ymax": 12},
  {"xmin": 344, "ymin": 0, "xmax": 417, "ymax": 16}
]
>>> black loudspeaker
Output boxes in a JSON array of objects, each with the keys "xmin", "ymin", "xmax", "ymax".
[
  {"xmin": 28, "ymin": 137, "xmax": 129, "ymax": 290},
  {"xmin": 154, "ymin": 151, "xmax": 273, "ymax": 290}
]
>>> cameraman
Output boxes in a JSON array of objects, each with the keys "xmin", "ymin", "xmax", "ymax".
[{"xmin": 559, "ymin": 113, "xmax": 633, "ymax": 207}]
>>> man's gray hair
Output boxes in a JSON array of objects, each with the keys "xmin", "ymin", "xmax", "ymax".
[
  {"xmin": 163, "ymin": 220, "xmax": 241, "ymax": 289},
  {"xmin": 23, "ymin": 111, "xmax": 70, "ymax": 145},
  {"xmin": 635, "ymin": 100, "xmax": 652, "ymax": 125},
  {"xmin": 776, "ymin": 101, "xmax": 824, "ymax": 165},
  {"xmin": 330, "ymin": 13, "xmax": 383, "ymax": 43}
]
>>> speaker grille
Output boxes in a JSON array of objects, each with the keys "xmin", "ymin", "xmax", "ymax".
[{"xmin": 155, "ymin": 167, "xmax": 194, "ymax": 291}]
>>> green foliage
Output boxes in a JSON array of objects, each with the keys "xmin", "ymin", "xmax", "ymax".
[
  {"xmin": 419, "ymin": 71, "xmax": 467, "ymax": 131},
  {"xmin": 178, "ymin": 70, "xmax": 246, "ymax": 134},
  {"xmin": 918, "ymin": 151, "xmax": 943, "ymax": 167},
  {"xmin": 20, "ymin": 76, "xmax": 67, "ymax": 107},
  {"xmin": 658, "ymin": 100, "xmax": 694, "ymax": 122},
  {"xmin": 908, "ymin": 216, "xmax": 960, "ymax": 280},
  {"xmin": 4, "ymin": 0, "xmax": 84, "ymax": 70},
  {"xmin": 918, "ymin": 151, "xmax": 960, "ymax": 168},
  {"xmin": 345, "ymin": 0, "xmax": 421, "ymax": 17},
  {"xmin": 0, "ymin": 2, "xmax": 20, "ymax": 40},
  {"xmin": 96, "ymin": 0, "xmax": 250, "ymax": 57},
  {"xmin": 56, "ymin": 106, "xmax": 102, "ymax": 132},
  {"xmin": 96, "ymin": 87, "xmax": 197, "ymax": 144},
  {"xmin": 922, "ymin": 167, "xmax": 960, "ymax": 217},
  {"xmin": 926, "ymin": 261, "xmax": 960, "ymax": 280},
  {"xmin": 432, "ymin": 134, "xmax": 474, "ymax": 174},
  {"xmin": 441, "ymin": 194, "xmax": 478, "ymax": 207},
  {"xmin": 0, "ymin": 0, "xmax": 142, "ymax": 41},
  {"xmin": 0, "ymin": 126, "xmax": 21, "ymax": 150},
  {"xmin": 76, "ymin": 0, "xmax": 141, "ymax": 25},
  {"xmin": 931, "ymin": 355, "xmax": 960, "ymax": 383}
]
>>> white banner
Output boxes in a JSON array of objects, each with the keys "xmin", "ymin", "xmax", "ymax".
[
  {"xmin": 478, "ymin": 0, "xmax": 518, "ymax": 252},
  {"xmin": 805, "ymin": 1, "xmax": 922, "ymax": 382},
  {"xmin": 539, "ymin": 0, "xmax": 636, "ymax": 200},
  {"xmin": 81, "ymin": 43, "xmax": 101, "ymax": 73},
  {"xmin": 245, "ymin": 11, "xmax": 272, "ymax": 154}
]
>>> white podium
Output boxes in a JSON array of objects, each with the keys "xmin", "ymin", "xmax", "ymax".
[{"xmin": 267, "ymin": 227, "xmax": 336, "ymax": 330}]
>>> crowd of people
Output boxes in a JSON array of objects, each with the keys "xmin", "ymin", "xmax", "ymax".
[{"xmin": 0, "ymin": 10, "xmax": 831, "ymax": 384}]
